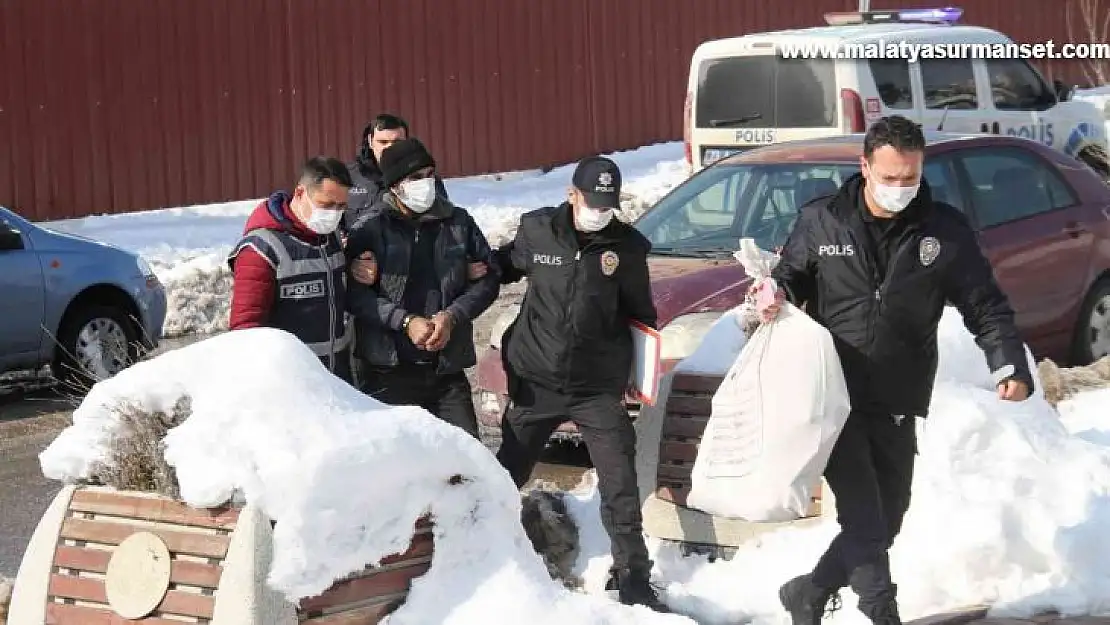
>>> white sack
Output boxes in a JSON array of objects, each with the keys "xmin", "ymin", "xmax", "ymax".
[{"xmin": 686, "ymin": 301, "xmax": 852, "ymax": 522}]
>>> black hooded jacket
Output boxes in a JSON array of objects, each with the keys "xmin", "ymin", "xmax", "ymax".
[{"xmin": 770, "ymin": 173, "xmax": 1034, "ymax": 417}]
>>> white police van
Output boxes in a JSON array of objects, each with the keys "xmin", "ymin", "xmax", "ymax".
[{"xmin": 684, "ymin": 7, "xmax": 1109, "ymax": 176}]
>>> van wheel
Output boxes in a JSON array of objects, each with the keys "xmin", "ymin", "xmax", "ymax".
[
  {"xmin": 53, "ymin": 304, "xmax": 141, "ymax": 392},
  {"xmin": 1071, "ymin": 278, "xmax": 1110, "ymax": 365}
]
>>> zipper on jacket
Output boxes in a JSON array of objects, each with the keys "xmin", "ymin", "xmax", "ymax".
[
  {"xmin": 563, "ymin": 248, "xmax": 582, "ymax": 389},
  {"xmin": 323, "ymin": 243, "xmax": 337, "ymax": 372}
]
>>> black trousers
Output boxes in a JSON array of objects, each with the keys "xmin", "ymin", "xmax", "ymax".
[
  {"xmin": 811, "ymin": 410, "xmax": 917, "ymax": 597},
  {"xmin": 360, "ymin": 361, "xmax": 480, "ymax": 438},
  {"xmin": 495, "ymin": 377, "xmax": 650, "ymax": 574}
]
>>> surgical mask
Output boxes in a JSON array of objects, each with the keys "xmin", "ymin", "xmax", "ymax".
[
  {"xmin": 575, "ymin": 203, "xmax": 614, "ymax": 232},
  {"xmin": 302, "ymin": 196, "xmax": 343, "ymax": 234},
  {"xmin": 866, "ymin": 165, "xmax": 919, "ymax": 213},
  {"xmin": 397, "ymin": 178, "xmax": 437, "ymax": 213}
]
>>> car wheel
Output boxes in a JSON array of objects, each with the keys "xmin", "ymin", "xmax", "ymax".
[
  {"xmin": 1072, "ymin": 279, "xmax": 1110, "ymax": 365},
  {"xmin": 54, "ymin": 304, "xmax": 141, "ymax": 390}
]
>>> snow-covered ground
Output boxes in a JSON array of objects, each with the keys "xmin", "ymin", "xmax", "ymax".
[
  {"xmin": 37, "ymin": 304, "xmax": 1110, "ymax": 624},
  {"xmin": 567, "ymin": 307, "xmax": 1110, "ymax": 624},
  {"xmin": 40, "ymin": 143, "xmax": 687, "ymax": 338}
]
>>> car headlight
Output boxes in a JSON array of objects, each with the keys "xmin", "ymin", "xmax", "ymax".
[
  {"xmin": 660, "ymin": 311, "xmax": 725, "ymax": 361},
  {"xmin": 489, "ymin": 303, "xmax": 521, "ymax": 350}
]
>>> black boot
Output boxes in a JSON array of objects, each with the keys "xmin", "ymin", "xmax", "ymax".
[
  {"xmin": 856, "ymin": 583, "xmax": 901, "ymax": 625},
  {"xmin": 778, "ymin": 574, "xmax": 841, "ymax": 625},
  {"xmin": 849, "ymin": 560, "xmax": 902, "ymax": 625},
  {"xmin": 607, "ymin": 568, "xmax": 671, "ymax": 612}
]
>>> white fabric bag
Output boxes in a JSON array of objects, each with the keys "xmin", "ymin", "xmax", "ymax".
[{"xmin": 684, "ymin": 240, "xmax": 852, "ymax": 521}]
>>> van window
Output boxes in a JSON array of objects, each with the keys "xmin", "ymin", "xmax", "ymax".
[
  {"xmin": 957, "ymin": 147, "xmax": 1077, "ymax": 228},
  {"xmin": 696, "ymin": 56, "xmax": 837, "ymax": 128},
  {"xmin": 920, "ymin": 59, "xmax": 978, "ymax": 109},
  {"xmin": 869, "ymin": 59, "xmax": 913, "ymax": 109},
  {"xmin": 986, "ymin": 59, "xmax": 1055, "ymax": 110}
]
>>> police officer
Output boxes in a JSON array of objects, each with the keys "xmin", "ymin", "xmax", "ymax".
[
  {"xmin": 228, "ymin": 157, "xmax": 356, "ymax": 382},
  {"xmin": 493, "ymin": 156, "xmax": 668, "ymax": 612},
  {"xmin": 761, "ymin": 116, "xmax": 1033, "ymax": 625}
]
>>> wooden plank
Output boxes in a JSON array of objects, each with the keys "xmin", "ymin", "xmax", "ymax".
[
  {"xmin": 299, "ymin": 562, "xmax": 431, "ymax": 613},
  {"xmin": 670, "ymin": 374, "xmax": 723, "ymax": 393},
  {"xmin": 60, "ymin": 518, "xmax": 229, "ymax": 560},
  {"xmin": 378, "ymin": 531, "xmax": 433, "ymax": 567},
  {"xmin": 659, "ymin": 441, "xmax": 699, "ymax": 463},
  {"xmin": 665, "ymin": 393, "xmax": 712, "ymax": 417},
  {"xmin": 70, "ymin": 489, "xmax": 240, "ymax": 530},
  {"xmin": 657, "ymin": 463, "xmax": 693, "ymax": 480},
  {"xmin": 48, "ymin": 574, "xmax": 215, "ymax": 619},
  {"xmin": 661, "ymin": 415, "xmax": 709, "ymax": 440},
  {"xmin": 44, "ymin": 603, "xmax": 185, "ymax": 625},
  {"xmin": 53, "ymin": 545, "xmax": 224, "ymax": 589},
  {"xmin": 301, "ymin": 596, "xmax": 404, "ymax": 624}
]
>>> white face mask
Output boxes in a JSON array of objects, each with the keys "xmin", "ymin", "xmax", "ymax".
[
  {"xmin": 866, "ymin": 165, "xmax": 919, "ymax": 213},
  {"xmin": 575, "ymin": 203, "xmax": 614, "ymax": 232},
  {"xmin": 302, "ymin": 195, "xmax": 344, "ymax": 234},
  {"xmin": 397, "ymin": 178, "xmax": 437, "ymax": 213}
]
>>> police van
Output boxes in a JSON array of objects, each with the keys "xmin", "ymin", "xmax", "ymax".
[{"xmin": 684, "ymin": 7, "xmax": 1109, "ymax": 176}]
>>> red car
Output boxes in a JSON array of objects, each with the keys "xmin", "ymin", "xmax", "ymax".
[{"xmin": 475, "ymin": 132, "xmax": 1110, "ymax": 436}]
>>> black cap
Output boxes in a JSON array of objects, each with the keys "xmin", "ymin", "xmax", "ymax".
[
  {"xmin": 572, "ymin": 156, "xmax": 621, "ymax": 210},
  {"xmin": 380, "ymin": 138, "xmax": 436, "ymax": 189}
]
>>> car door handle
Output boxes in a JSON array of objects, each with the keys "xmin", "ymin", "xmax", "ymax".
[
  {"xmin": 1063, "ymin": 222, "xmax": 1087, "ymax": 238},
  {"xmin": 991, "ymin": 121, "xmax": 1001, "ymax": 134},
  {"xmin": 980, "ymin": 122, "xmax": 989, "ymax": 133}
]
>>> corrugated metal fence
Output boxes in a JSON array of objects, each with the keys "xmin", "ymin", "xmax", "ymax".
[{"xmin": 0, "ymin": 0, "xmax": 1097, "ymax": 221}]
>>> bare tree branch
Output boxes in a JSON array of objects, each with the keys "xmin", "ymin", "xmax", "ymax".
[{"xmin": 1066, "ymin": 0, "xmax": 1110, "ymax": 86}]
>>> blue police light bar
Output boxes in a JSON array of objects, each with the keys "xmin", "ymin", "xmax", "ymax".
[{"xmin": 823, "ymin": 7, "xmax": 962, "ymax": 26}]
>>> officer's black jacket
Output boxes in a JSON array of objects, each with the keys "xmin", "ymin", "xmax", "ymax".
[
  {"xmin": 494, "ymin": 202, "xmax": 657, "ymax": 397},
  {"xmin": 770, "ymin": 173, "xmax": 1033, "ymax": 416}
]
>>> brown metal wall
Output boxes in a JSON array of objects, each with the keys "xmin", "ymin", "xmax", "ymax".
[{"xmin": 0, "ymin": 0, "xmax": 1092, "ymax": 221}]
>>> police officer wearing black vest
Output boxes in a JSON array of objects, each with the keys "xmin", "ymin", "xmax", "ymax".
[
  {"xmin": 492, "ymin": 156, "xmax": 669, "ymax": 612},
  {"xmin": 762, "ymin": 116, "xmax": 1033, "ymax": 625},
  {"xmin": 228, "ymin": 157, "xmax": 355, "ymax": 381}
]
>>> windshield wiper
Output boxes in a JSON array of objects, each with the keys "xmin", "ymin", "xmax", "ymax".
[
  {"xmin": 708, "ymin": 113, "xmax": 763, "ymax": 128},
  {"xmin": 651, "ymin": 247, "xmax": 734, "ymax": 259}
]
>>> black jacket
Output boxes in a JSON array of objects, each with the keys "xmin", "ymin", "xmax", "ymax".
[
  {"xmin": 770, "ymin": 174, "xmax": 1033, "ymax": 417},
  {"xmin": 495, "ymin": 203, "xmax": 658, "ymax": 397},
  {"xmin": 346, "ymin": 194, "xmax": 500, "ymax": 374}
]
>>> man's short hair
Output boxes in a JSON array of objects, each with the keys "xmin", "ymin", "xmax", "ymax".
[
  {"xmin": 298, "ymin": 156, "xmax": 353, "ymax": 189},
  {"xmin": 863, "ymin": 115, "xmax": 926, "ymax": 160},
  {"xmin": 369, "ymin": 113, "xmax": 409, "ymax": 137}
]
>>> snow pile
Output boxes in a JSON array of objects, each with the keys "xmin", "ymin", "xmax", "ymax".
[
  {"xmin": 38, "ymin": 328, "xmax": 690, "ymax": 624},
  {"xmin": 572, "ymin": 307, "xmax": 1110, "ymax": 624},
  {"xmin": 42, "ymin": 143, "xmax": 685, "ymax": 338}
]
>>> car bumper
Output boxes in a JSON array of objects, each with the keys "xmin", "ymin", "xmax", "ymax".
[{"xmin": 136, "ymin": 274, "xmax": 167, "ymax": 349}]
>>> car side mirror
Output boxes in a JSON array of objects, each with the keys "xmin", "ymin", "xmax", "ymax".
[{"xmin": 0, "ymin": 223, "xmax": 25, "ymax": 250}]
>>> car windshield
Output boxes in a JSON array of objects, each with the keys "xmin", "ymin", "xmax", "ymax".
[{"xmin": 634, "ymin": 162, "xmax": 860, "ymax": 255}]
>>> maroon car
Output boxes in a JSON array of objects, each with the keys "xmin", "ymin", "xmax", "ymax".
[{"xmin": 475, "ymin": 132, "xmax": 1110, "ymax": 436}]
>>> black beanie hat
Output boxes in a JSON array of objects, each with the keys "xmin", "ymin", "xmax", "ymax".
[{"xmin": 380, "ymin": 138, "xmax": 436, "ymax": 189}]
